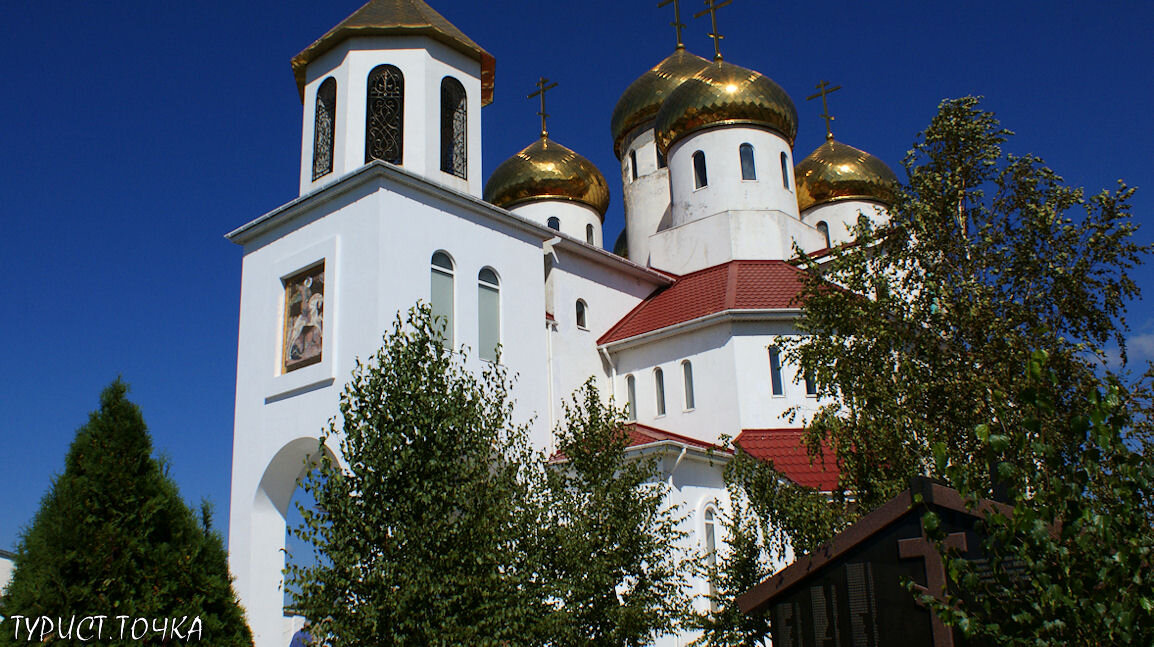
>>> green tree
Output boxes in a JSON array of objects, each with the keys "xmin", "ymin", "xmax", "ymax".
[
  {"xmin": 925, "ymin": 352, "xmax": 1154, "ymax": 645},
  {"xmin": 286, "ymin": 306, "xmax": 542, "ymax": 646},
  {"xmin": 0, "ymin": 381, "xmax": 252, "ymax": 646},
  {"xmin": 537, "ymin": 380, "xmax": 687, "ymax": 646}
]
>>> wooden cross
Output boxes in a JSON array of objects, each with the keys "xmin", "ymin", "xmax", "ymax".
[
  {"xmin": 898, "ymin": 529, "xmax": 968, "ymax": 647},
  {"xmin": 528, "ymin": 76, "xmax": 558, "ymax": 138},
  {"xmin": 693, "ymin": 0, "xmax": 731, "ymax": 61},
  {"xmin": 806, "ymin": 80, "xmax": 842, "ymax": 141},
  {"xmin": 657, "ymin": 0, "xmax": 686, "ymax": 49}
]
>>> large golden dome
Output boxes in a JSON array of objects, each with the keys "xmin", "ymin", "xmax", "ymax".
[
  {"xmin": 484, "ymin": 137, "xmax": 610, "ymax": 219},
  {"xmin": 794, "ymin": 138, "xmax": 900, "ymax": 213},
  {"xmin": 654, "ymin": 60, "xmax": 798, "ymax": 153},
  {"xmin": 610, "ymin": 48, "xmax": 711, "ymax": 159}
]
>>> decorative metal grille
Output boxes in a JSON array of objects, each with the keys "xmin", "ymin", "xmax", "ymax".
[
  {"xmin": 312, "ymin": 78, "xmax": 336, "ymax": 180},
  {"xmin": 440, "ymin": 78, "xmax": 467, "ymax": 178},
  {"xmin": 366, "ymin": 65, "xmax": 403, "ymax": 164}
]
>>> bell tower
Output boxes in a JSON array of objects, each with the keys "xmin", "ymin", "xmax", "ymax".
[{"xmin": 291, "ymin": 0, "xmax": 495, "ymax": 198}]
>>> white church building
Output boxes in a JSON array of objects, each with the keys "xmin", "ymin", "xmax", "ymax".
[{"xmin": 226, "ymin": 1, "xmax": 897, "ymax": 644}]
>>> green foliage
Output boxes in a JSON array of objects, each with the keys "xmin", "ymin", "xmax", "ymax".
[
  {"xmin": 0, "ymin": 380, "xmax": 252, "ymax": 646},
  {"xmin": 286, "ymin": 306, "xmax": 540, "ymax": 646},
  {"xmin": 538, "ymin": 380, "xmax": 687, "ymax": 645},
  {"xmin": 689, "ymin": 489, "xmax": 771, "ymax": 647},
  {"xmin": 925, "ymin": 352, "xmax": 1154, "ymax": 645}
]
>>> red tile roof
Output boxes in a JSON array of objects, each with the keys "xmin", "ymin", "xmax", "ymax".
[
  {"xmin": 598, "ymin": 260, "xmax": 810, "ymax": 345},
  {"xmin": 734, "ymin": 428, "xmax": 839, "ymax": 491},
  {"xmin": 623, "ymin": 422, "xmax": 731, "ymax": 453}
]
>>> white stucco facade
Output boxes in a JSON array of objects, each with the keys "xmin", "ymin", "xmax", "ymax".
[{"xmin": 227, "ymin": 3, "xmax": 897, "ymax": 645}]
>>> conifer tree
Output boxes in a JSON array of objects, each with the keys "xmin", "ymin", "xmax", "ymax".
[{"xmin": 0, "ymin": 381, "xmax": 252, "ymax": 646}]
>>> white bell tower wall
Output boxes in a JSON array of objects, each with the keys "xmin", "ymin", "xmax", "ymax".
[
  {"xmin": 297, "ymin": 36, "xmax": 483, "ymax": 198},
  {"xmin": 620, "ymin": 128, "xmax": 672, "ymax": 266}
]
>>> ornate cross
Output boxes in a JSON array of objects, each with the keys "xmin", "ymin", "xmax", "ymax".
[
  {"xmin": 657, "ymin": 0, "xmax": 686, "ymax": 50},
  {"xmin": 806, "ymin": 80, "xmax": 842, "ymax": 141},
  {"xmin": 693, "ymin": 0, "xmax": 731, "ymax": 61},
  {"xmin": 528, "ymin": 77, "xmax": 558, "ymax": 138}
]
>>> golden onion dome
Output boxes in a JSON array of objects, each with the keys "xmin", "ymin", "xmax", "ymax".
[
  {"xmin": 654, "ymin": 59, "xmax": 798, "ymax": 153},
  {"xmin": 612, "ymin": 229, "xmax": 629, "ymax": 257},
  {"xmin": 484, "ymin": 136, "xmax": 611, "ymax": 219},
  {"xmin": 610, "ymin": 48, "xmax": 711, "ymax": 159},
  {"xmin": 794, "ymin": 138, "xmax": 900, "ymax": 213}
]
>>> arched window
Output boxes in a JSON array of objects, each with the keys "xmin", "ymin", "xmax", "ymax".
[
  {"xmin": 630, "ymin": 149, "xmax": 639, "ymax": 181},
  {"xmin": 682, "ymin": 360, "xmax": 695, "ymax": 410},
  {"xmin": 366, "ymin": 64, "xmax": 404, "ymax": 164},
  {"xmin": 626, "ymin": 375, "xmax": 637, "ymax": 421},
  {"xmin": 312, "ymin": 77, "xmax": 336, "ymax": 180},
  {"xmin": 575, "ymin": 299, "xmax": 588, "ymax": 329},
  {"xmin": 585, "ymin": 223, "xmax": 595, "ymax": 244},
  {"xmin": 657, "ymin": 149, "xmax": 667, "ymax": 169},
  {"xmin": 780, "ymin": 151, "xmax": 790, "ymax": 189},
  {"xmin": 547, "ymin": 217, "xmax": 561, "ymax": 231},
  {"xmin": 805, "ymin": 369, "xmax": 818, "ymax": 396},
  {"xmin": 654, "ymin": 367, "xmax": 666, "ymax": 416},
  {"xmin": 739, "ymin": 143, "xmax": 756, "ymax": 180},
  {"xmin": 440, "ymin": 77, "xmax": 467, "ymax": 178},
  {"xmin": 478, "ymin": 268, "xmax": 500, "ymax": 362},
  {"xmin": 430, "ymin": 251, "xmax": 454, "ymax": 346},
  {"xmin": 769, "ymin": 346, "xmax": 784, "ymax": 396},
  {"xmin": 704, "ymin": 506, "xmax": 719, "ymax": 611},
  {"xmin": 817, "ymin": 221, "xmax": 831, "ymax": 248},
  {"xmin": 693, "ymin": 150, "xmax": 708, "ymax": 189}
]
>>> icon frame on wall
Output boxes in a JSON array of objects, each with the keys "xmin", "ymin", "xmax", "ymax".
[{"xmin": 282, "ymin": 261, "xmax": 325, "ymax": 373}]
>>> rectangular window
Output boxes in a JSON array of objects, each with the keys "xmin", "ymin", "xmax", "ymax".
[
  {"xmin": 282, "ymin": 262, "xmax": 325, "ymax": 373},
  {"xmin": 478, "ymin": 283, "xmax": 500, "ymax": 362},
  {"xmin": 769, "ymin": 346, "xmax": 783, "ymax": 396},
  {"xmin": 430, "ymin": 268, "xmax": 453, "ymax": 346},
  {"xmin": 805, "ymin": 369, "xmax": 817, "ymax": 397}
]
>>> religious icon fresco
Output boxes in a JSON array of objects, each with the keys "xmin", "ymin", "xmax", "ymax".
[{"xmin": 283, "ymin": 263, "xmax": 324, "ymax": 372}]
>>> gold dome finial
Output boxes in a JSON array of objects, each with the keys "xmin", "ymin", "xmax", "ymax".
[
  {"xmin": 658, "ymin": 0, "xmax": 687, "ymax": 50},
  {"xmin": 528, "ymin": 77, "xmax": 558, "ymax": 139},
  {"xmin": 694, "ymin": 0, "xmax": 732, "ymax": 61},
  {"xmin": 806, "ymin": 80, "xmax": 842, "ymax": 141}
]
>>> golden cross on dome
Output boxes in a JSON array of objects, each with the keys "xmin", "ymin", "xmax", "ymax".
[
  {"xmin": 806, "ymin": 80, "xmax": 842, "ymax": 140},
  {"xmin": 528, "ymin": 76, "xmax": 558, "ymax": 138},
  {"xmin": 657, "ymin": 0, "xmax": 686, "ymax": 50},
  {"xmin": 694, "ymin": 0, "xmax": 732, "ymax": 61}
]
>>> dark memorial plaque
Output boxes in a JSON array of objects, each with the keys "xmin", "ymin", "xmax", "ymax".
[{"xmin": 738, "ymin": 478, "xmax": 1006, "ymax": 647}]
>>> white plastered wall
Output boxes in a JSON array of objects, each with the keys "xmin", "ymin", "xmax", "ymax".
[
  {"xmin": 800, "ymin": 199, "xmax": 891, "ymax": 251},
  {"xmin": 620, "ymin": 128, "xmax": 673, "ymax": 266},
  {"xmin": 298, "ymin": 37, "xmax": 484, "ymax": 198},
  {"xmin": 510, "ymin": 201, "xmax": 604, "ymax": 248},
  {"xmin": 229, "ymin": 170, "xmax": 551, "ymax": 647}
]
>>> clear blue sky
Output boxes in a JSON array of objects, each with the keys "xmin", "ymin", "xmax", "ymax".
[{"xmin": 3, "ymin": 0, "xmax": 1153, "ymax": 552}]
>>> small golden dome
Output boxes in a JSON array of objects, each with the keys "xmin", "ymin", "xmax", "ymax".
[
  {"xmin": 612, "ymin": 229, "xmax": 629, "ymax": 258},
  {"xmin": 484, "ymin": 137, "xmax": 611, "ymax": 219},
  {"xmin": 610, "ymin": 48, "xmax": 711, "ymax": 159},
  {"xmin": 794, "ymin": 138, "xmax": 900, "ymax": 213},
  {"xmin": 654, "ymin": 60, "xmax": 798, "ymax": 153}
]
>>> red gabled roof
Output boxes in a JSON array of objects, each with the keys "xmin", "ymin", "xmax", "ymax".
[
  {"xmin": 624, "ymin": 422, "xmax": 732, "ymax": 453},
  {"xmin": 734, "ymin": 428, "xmax": 839, "ymax": 491},
  {"xmin": 598, "ymin": 260, "xmax": 809, "ymax": 345}
]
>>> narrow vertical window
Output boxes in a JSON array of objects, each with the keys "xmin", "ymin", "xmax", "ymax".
[
  {"xmin": 312, "ymin": 77, "xmax": 336, "ymax": 180},
  {"xmin": 478, "ymin": 268, "xmax": 500, "ymax": 362},
  {"xmin": 585, "ymin": 223, "xmax": 595, "ymax": 244},
  {"xmin": 657, "ymin": 149, "xmax": 667, "ymax": 169},
  {"xmin": 739, "ymin": 143, "xmax": 756, "ymax": 180},
  {"xmin": 817, "ymin": 221, "xmax": 831, "ymax": 248},
  {"xmin": 366, "ymin": 64, "xmax": 404, "ymax": 164},
  {"xmin": 575, "ymin": 299, "xmax": 587, "ymax": 329},
  {"xmin": 547, "ymin": 217, "xmax": 560, "ymax": 231},
  {"xmin": 682, "ymin": 360, "xmax": 695, "ymax": 410},
  {"xmin": 430, "ymin": 252, "xmax": 454, "ymax": 346},
  {"xmin": 693, "ymin": 150, "xmax": 708, "ymax": 189},
  {"xmin": 630, "ymin": 149, "xmax": 639, "ymax": 180},
  {"xmin": 704, "ymin": 507, "xmax": 719, "ymax": 611},
  {"xmin": 805, "ymin": 369, "xmax": 818, "ymax": 396},
  {"xmin": 440, "ymin": 77, "xmax": 467, "ymax": 178},
  {"xmin": 769, "ymin": 346, "xmax": 784, "ymax": 396},
  {"xmin": 626, "ymin": 375, "xmax": 637, "ymax": 421},
  {"xmin": 655, "ymin": 368, "xmax": 666, "ymax": 416},
  {"xmin": 780, "ymin": 152, "xmax": 790, "ymax": 189}
]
